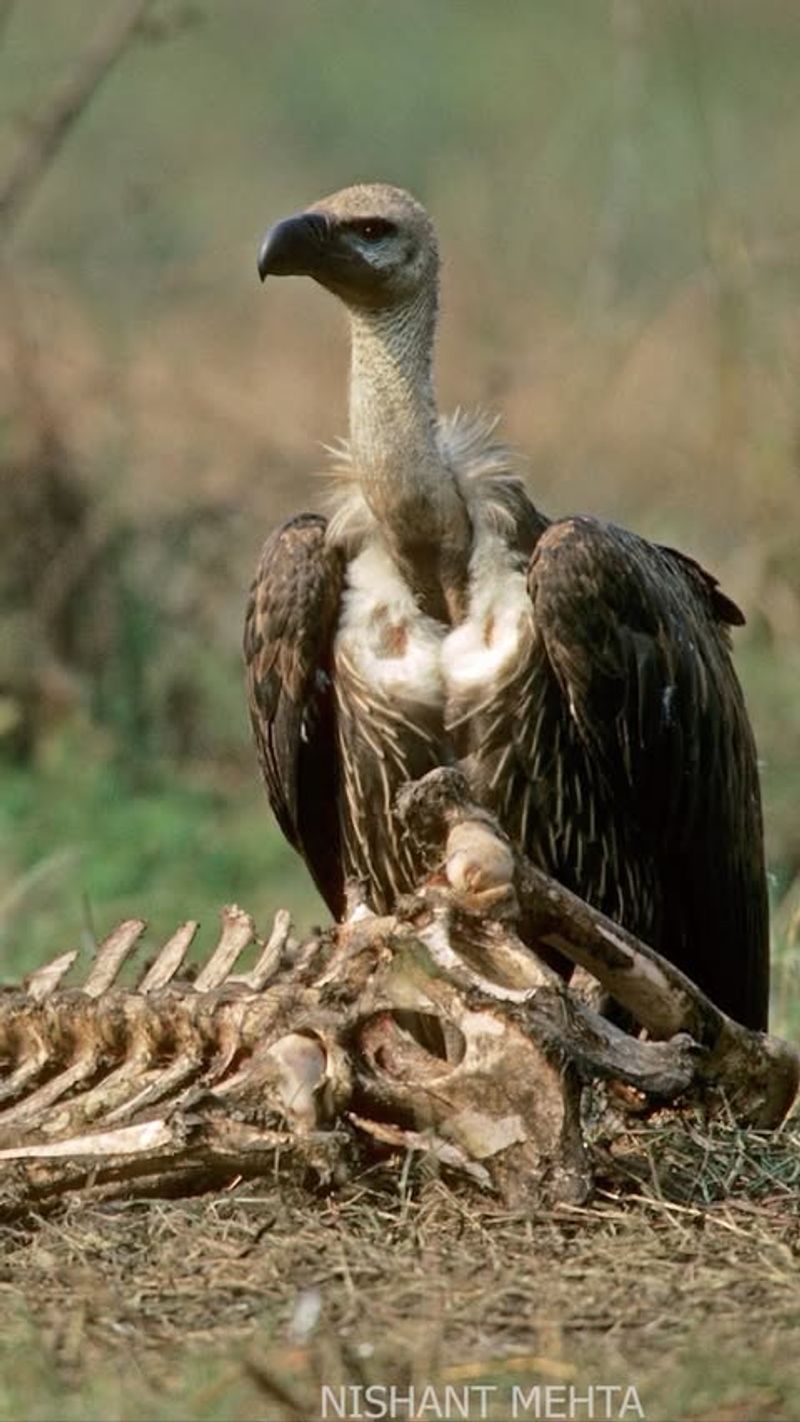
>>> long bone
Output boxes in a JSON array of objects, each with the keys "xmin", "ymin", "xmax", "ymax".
[{"xmin": 398, "ymin": 767, "xmax": 800, "ymax": 1127}]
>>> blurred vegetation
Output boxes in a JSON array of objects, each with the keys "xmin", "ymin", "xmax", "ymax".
[{"xmin": 0, "ymin": 0, "xmax": 799, "ymax": 1022}]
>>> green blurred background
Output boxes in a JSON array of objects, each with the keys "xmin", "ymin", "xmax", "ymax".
[{"xmin": 1, "ymin": 0, "xmax": 799, "ymax": 1018}]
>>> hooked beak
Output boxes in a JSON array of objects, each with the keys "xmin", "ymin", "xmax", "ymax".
[{"xmin": 257, "ymin": 211, "xmax": 331, "ymax": 281}]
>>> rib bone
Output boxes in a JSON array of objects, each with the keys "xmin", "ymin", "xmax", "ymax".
[
  {"xmin": 23, "ymin": 950, "xmax": 79, "ymax": 1002},
  {"xmin": 138, "ymin": 921, "xmax": 198, "ymax": 992},
  {"xmin": 83, "ymin": 920, "xmax": 147, "ymax": 997},
  {"xmin": 193, "ymin": 905, "xmax": 254, "ymax": 991}
]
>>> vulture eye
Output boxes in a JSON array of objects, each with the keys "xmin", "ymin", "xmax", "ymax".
[{"xmin": 349, "ymin": 218, "xmax": 397, "ymax": 242}]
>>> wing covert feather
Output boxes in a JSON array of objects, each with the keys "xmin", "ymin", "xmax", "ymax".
[
  {"xmin": 525, "ymin": 516, "xmax": 769, "ymax": 1029},
  {"xmin": 244, "ymin": 513, "xmax": 345, "ymax": 918}
]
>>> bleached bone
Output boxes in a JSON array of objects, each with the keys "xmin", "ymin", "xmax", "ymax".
[
  {"xmin": 0, "ymin": 1118, "xmax": 174, "ymax": 1161},
  {"xmin": 0, "ymin": 1105, "xmax": 345, "ymax": 1209},
  {"xmin": 192, "ymin": 905, "xmax": 254, "ymax": 990},
  {"xmin": 227, "ymin": 909, "xmax": 291, "ymax": 991},
  {"xmin": 138, "ymin": 921, "xmax": 198, "ymax": 992},
  {"xmin": 82, "ymin": 919, "xmax": 147, "ymax": 996},
  {"xmin": 0, "ymin": 1041, "xmax": 103, "ymax": 1129},
  {"xmin": 23, "ymin": 950, "xmax": 79, "ymax": 1002},
  {"xmin": 0, "ymin": 1016, "xmax": 53, "ymax": 1105},
  {"xmin": 398, "ymin": 768, "xmax": 800, "ymax": 1128},
  {"xmin": 348, "ymin": 1113, "xmax": 492, "ymax": 1188}
]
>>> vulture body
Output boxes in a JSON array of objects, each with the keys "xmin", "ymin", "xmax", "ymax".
[{"xmin": 245, "ymin": 184, "xmax": 769, "ymax": 1031}]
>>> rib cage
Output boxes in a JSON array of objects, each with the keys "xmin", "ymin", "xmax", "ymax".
[
  {"xmin": 0, "ymin": 895, "xmax": 599, "ymax": 1210},
  {"xmin": 0, "ymin": 908, "xmax": 338, "ymax": 1167}
]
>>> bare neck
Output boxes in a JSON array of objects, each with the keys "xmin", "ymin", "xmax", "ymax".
[{"xmin": 347, "ymin": 291, "xmax": 471, "ymax": 622}]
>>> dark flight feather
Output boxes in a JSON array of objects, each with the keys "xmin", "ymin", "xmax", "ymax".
[
  {"xmin": 243, "ymin": 513, "xmax": 346, "ymax": 918},
  {"xmin": 519, "ymin": 516, "xmax": 768, "ymax": 1029}
]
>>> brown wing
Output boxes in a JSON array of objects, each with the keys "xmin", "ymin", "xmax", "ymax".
[
  {"xmin": 524, "ymin": 516, "xmax": 769, "ymax": 1029},
  {"xmin": 243, "ymin": 513, "xmax": 346, "ymax": 919}
]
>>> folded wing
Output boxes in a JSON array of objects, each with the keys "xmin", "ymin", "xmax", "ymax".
[{"xmin": 244, "ymin": 514, "xmax": 346, "ymax": 919}]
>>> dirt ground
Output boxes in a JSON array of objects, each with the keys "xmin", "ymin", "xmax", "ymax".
[{"xmin": 0, "ymin": 1113, "xmax": 799, "ymax": 1422}]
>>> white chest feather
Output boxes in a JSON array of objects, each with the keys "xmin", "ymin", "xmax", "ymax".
[
  {"xmin": 334, "ymin": 533, "xmax": 532, "ymax": 712},
  {"xmin": 441, "ymin": 537, "xmax": 532, "ymax": 700},
  {"xmin": 334, "ymin": 543, "xmax": 445, "ymax": 704}
]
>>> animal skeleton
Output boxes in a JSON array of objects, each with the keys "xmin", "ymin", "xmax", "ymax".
[{"xmin": 0, "ymin": 771, "xmax": 795, "ymax": 1212}]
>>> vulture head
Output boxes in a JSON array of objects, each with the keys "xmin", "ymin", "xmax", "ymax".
[{"xmin": 257, "ymin": 183, "xmax": 438, "ymax": 310}]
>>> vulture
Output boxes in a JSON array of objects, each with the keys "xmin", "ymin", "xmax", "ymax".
[{"xmin": 244, "ymin": 183, "xmax": 769, "ymax": 1031}]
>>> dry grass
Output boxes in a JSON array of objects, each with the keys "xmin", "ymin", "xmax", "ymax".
[{"xmin": 0, "ymin": 1111, "xmax": 798, "ymax": 1419}]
